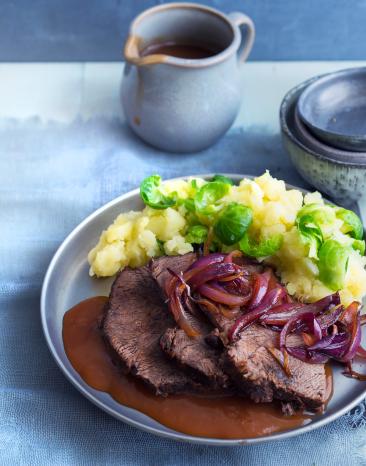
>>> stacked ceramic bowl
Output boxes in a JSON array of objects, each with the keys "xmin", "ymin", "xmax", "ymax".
[{"xmin": 280, "ymin": 68, "xmax": 366, "ymax": 206}]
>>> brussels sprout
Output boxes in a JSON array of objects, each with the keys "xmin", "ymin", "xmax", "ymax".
[
  {"xmin": 299, "ymin": 203, "xmax": 336, "ymax": 224},
  {"xmin": 185, "ymin": 225, "xmax": 208, "ymax": 244},
  {"xmin": 318, "ymin": 239, "xmax": 350, "ymax": 291},
  {"xmin": 194, "ymin": 181, "xmax": 230, "ymax": 215},
  {"xmin": 296, "ymin": 213, "xmax": 323, "ymax": 258},
  {"xmin": 335, "ymin": 207, "xmax": 364, "ymax": 240},
  {"xmin": 191, "ymin": 179, "xmax": 199, "ymax": 190},
  {"xmin": 211, "ymin": 174, "xmax": 234, "ymax": 185},
  {"xmin": 214, "ymin": 202, "xmax": 253, "ymax": 245},
  {"xmin": 295, "ymin": 203, "xmax": 337, "ymax": 257},
  {"xmin": 140, "ymin": 175, "xmax": 176, "ymax": 209},
  {"xmin": 352, "ymin": 239, "xmax": 365, "ymax": 255},
  {"xmin": 239, "ymin": 233, "xmax": 283, "ymax": 258},
  {"xmin": 183, "ymin": 198, "xmax": 196, "ymax": 213}
]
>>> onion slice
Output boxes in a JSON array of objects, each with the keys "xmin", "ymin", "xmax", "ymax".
[
  {"xmin": 224, "ymin": 250, "xmax": 243, "ymax": 263},
  {"xmin": 339, "ymin": 302, "xmax": 362, "ymax": 362},
  {"xmin": 169, "ymin": 285, "xmax": 200, "ymax": 337},
  {"xmin": 267, "ymin": 346, "xmax": 292, "ymax": 377},
  {"xmin": 280, "ymin": 312, "xmax": 322, "ymax": 348},
  {"xmin": 308, "ymin": 333, "xmax": 349, "ymax": 360},
  {"xmin": 316, "ymin": 305, "xmax": 344, "ymax": 335},
  {"xmin": 286, "ymin": 346, "xmax": 329, "ymax": 364},
  {"xmin": 228, "ymin": 287, "xmax": 285, "ymax": 342},
  {"xmin": 166, "ymin": 269, "xmax": 200, "ymax": 337},
  {"xmin": 187, "ymin": 262, "xmax": 238, "ymax": 289},
  {"xmin": 247, "ymin": 271, "xmax": 271, "ymax": 309},
  {"xmin": 260, "ymin": 303, "xmax": 308, "ymax": 326},
  {"xmin": 187, "ymin": 253, "xmax": 225, "ymax": 271},
  {"xmin": 343, "ymin": 362, "xmax": 366, "ymax": 381},
  {"xmin": 198, "ymin": 283, "xmax": 249, "ymax": 307}
]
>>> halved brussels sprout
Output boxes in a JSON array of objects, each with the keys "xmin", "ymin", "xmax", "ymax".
[
  {"xmin": 194, "ymin": 181, "xmax": 230, "ymax": 216},
  {"xmin": 318, "ymin": 239, "xmax": 350, "ymax": 291},
  {"xmin": 140, "ymin": 175, "xmax": 176, "ymax": 209},
  {"xmin": 335, "ymin": 207, "xmax": 364, "ymax": 240},
  {"xmin": 185, "ymin": 225, "xmax": 208, "ymax": 244},
  {"xmin": 239, "ymin": 233, "xmax": 283, "ymax": 258}
]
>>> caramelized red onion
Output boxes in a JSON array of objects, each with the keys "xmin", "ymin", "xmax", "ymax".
[
  {"xmin": 286, "ymin": 346, "xmax": 329, "ymax": 364},
  {"xmin": 258, "ymin": 303, "xmax": 304, "ymax": 326},
  {"xmin": 279, "ymin": 312, "xmax": 322, "ymax": 351},
  {"xmin": 170, "ymin": 285, "xmax": 200, "ymax": 338},
  {"xmin": 199, "ymin": 283, "xmax": 249, "ymax": 307},
  {"xmin": 316, "ymin": 305, "xmax": 344, "ymax": 335},
  {"xmin": 165, "ymin": 252, "xmax": 365, "ymax": 379},
  {"xmin": 343, "ymin": 362, "xmax": 366, "ymax": 381},
  {"xmin": 224, "ymin": 250, "xmax": 243, "ymax": 263},
  {"xmin": 259, "ymin": 293, "xmax": 341, "ymax": 329},
  {"xmin": 222, "ymin": 275, "xmax": 251, "ymax": 299},
  {"xmin": 187, "ymin": 262, "xmax": 238, "ymax": 289},
  {"xmin": 166, "ymin": 269, "xmax": 200, "ymax": 337},
  {"xmin": 228, "ymin": 287, "xmax": 285, "ymax": 342},
  {"xmin": 187, "ymin": 253, "xmax": 225, "ymax": 271},
  {"xmin": 267, "ymin": 346, "xmax": 292, "ymax": 377},
  {"xmin": 278, "ymin": 301, "xmax": 363, "ymax": 365},
  {"xmin": 339, "ymin": 302, "xmax": 362, "ymax": 362},
  {"xmin": 247, "ymin": 270, "xmax": 271, "ymax": 309},
  {"xmin": 308, "ymin": 333, "xmax": 349, "ymax": 357}
]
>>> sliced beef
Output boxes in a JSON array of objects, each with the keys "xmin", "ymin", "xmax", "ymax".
[
  {"xmin": 199, "ymin": 307, "xmax": 240, "ymax": 338},
  {"xmin": 160, "ymin": 327, "xmax": 231, "ymax": 390},
  {"xmin": 102, "ymin": 265, "xmax": 206, "ymax": 395},
  {"xmin": 151, "ymin": 254, "xmax": 231, "ymax": 390},
  {"xmin": 223, "ymin": 324, "xmax": 327, "ymax": 411}
]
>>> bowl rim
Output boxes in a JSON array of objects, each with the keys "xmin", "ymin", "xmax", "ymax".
[
  {"xmin": 279, "ymin": 73, "xmax": 366, "ymax": 168},
  {"xmin": 297, "ymin": 67, "xmax": 366, "ymax": 142},
  {"xmin": 293, "ymin": 105, "xmax": 366, "ymax": 163}
]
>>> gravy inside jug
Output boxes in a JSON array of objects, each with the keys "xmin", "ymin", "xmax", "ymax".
[{"xmin": 141, "ymin": 41, "xmax": 221, "ymax": 59}]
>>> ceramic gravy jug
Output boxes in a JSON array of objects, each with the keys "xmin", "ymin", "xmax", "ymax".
[{"xmin": 121, "ymin": 3, "xmax": 255, "ymax": 153}]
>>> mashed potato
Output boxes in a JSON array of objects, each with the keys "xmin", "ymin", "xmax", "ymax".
[
  {"xmin": 88, "ymin": 172, "xmax": 366, "ymax": 305},
  {"xmin": 88, "ymin": 207, "xmax": 193, "ymax": 276}
]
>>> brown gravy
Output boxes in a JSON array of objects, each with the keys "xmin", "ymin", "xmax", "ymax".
[
  {"xmin": 141, "ymin": 41, "xmax": 220, "ymax": 59},
  {"xmin": 62, "ymin": 296, "xmax": 332, "ymax": 439}
]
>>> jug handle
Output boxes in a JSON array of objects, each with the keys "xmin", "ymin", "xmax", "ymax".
[{"xmin": 228, "ymin": 12, "xmax": 255, "ymax": 63}]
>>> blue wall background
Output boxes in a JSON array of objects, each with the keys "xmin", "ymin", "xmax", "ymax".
[{"xmin": 1, "ymin": 0, "xmax": 366, "ymax": 61}]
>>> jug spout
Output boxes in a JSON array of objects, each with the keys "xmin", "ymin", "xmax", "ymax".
[{"xmin": 124, "ymin": 35, "xmax": 168, "ymax": 66}]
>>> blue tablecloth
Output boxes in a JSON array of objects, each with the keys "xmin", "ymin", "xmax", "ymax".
[{"xmin": 1, "ymin": 116, "xmax": 366, "ymax": 465}]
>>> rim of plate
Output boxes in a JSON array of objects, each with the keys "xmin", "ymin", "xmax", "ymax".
[{"xmin": 40, "ymin": 173, "xmax": 366, "ymax": 446}]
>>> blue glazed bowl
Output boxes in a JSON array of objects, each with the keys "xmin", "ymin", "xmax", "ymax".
[
  {"xmin": 280, "ymin": 76, "xmax": 366, "ymax": 207},
  {"xmin": 297, "ymin": 67, "xmax": 366, "ymax": 152}
]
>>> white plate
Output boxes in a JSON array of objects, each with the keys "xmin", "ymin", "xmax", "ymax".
[{"xmin": 41, "ymin": 174, "xmax": 366, "ymax": 446}]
